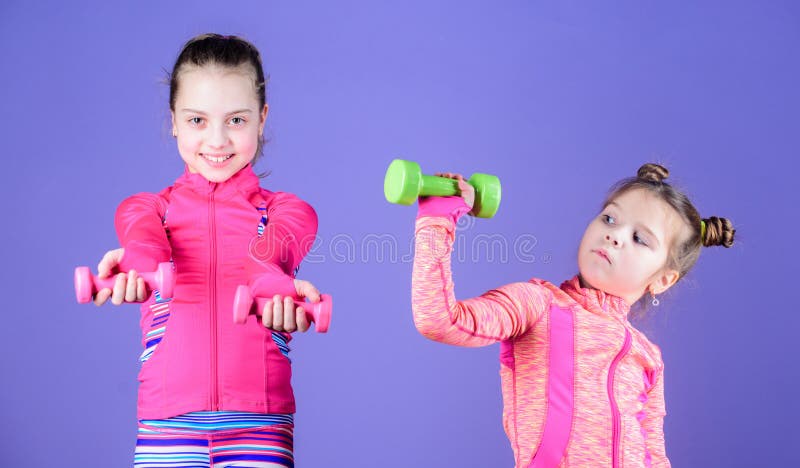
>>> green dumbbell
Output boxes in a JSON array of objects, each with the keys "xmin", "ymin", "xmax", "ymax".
[{"xmin": 383, "ymin": 159, "xmax": 502, "ymax": 218}]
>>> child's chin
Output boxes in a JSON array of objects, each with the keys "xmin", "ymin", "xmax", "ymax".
[
  {"xmin": 579, "ymin": 271, "xmax": 611, "ymax": 292},
  {"xmin": 202, "ymin": 172, "xmax": 233, "ymax": 183}
]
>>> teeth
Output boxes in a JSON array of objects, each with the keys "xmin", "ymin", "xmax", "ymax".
[{"xmin": 202, "ymin": 154, "xmax": 233, "ymax": 163}]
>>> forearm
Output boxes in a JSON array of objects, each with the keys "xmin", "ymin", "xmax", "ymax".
[
  {"xmin": 115, "ymin": 193, "xmax": 171, "ymax": 272},
  {"xmin": 412, "ymin": 217, "xmax": 544, "ymax": 346},
  {"xmin": 412, "ymin": 218, "xmax": 491, "ymax": 346}
]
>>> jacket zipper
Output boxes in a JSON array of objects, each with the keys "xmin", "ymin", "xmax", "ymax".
[
  {"xmin": 209, "ymin": 188, "xmax": 219, "ymax": 410},
  {"xmin": 609, "ymin": 328, "xmax": 631, "ymax": 468}
]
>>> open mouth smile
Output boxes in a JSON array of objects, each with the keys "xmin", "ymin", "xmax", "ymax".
[{"xmin": 201, "ymin": 153, "xmax": 234, "ymax": 163}]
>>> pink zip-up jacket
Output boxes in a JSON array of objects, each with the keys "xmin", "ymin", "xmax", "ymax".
[
  {"xmin": 115, "ymin": 165, "xmax": 317, "ymax": 420},
  {"xmin": 411, "ymin": 198, "xmax": 670, "ymax": 467}
]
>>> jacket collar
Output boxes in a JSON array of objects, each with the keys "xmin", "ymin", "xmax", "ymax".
[
  {"xmin": 560, "ymin": 275, "xmax": 630, "ymax": 319},
  {"xmin": 174, "ymin": 164, "xmax": 261, "ymax": 197}
]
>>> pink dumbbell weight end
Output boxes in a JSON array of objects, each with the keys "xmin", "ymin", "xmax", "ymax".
[
  {"xmin": 74, "ymin": 262, "xmax": 175, "ymax": 304},
  {"xmin": 233, "ymin": 285, "xmax": 332, "ymax": 333}
]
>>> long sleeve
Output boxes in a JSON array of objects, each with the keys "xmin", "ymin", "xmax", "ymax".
[
  {"xmin": 411, "ymin": 216, "xmax": 550, "ymax": 347},
  {"xmin": 248, "ymin": 264, "xmax": 298, "ymax": 300},
  {"xmin": 115, "ymin": 191, "xmax": 171, "ymax": 272},
  {"xmin": 641, "ymin": 367, "xmax": 671, "ymax": 467},
  {"xmin": 250, "ymin": 191, "xmax": 318, "ymax": 277}
]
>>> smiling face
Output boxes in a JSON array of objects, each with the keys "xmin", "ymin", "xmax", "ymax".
[
  {"xmin": 578, "ymin": 188, "xmax": 684, "ymax": 305},
  {"xmin": 171, "ymin": 65, "xmax": 267, "ymax": 183}
]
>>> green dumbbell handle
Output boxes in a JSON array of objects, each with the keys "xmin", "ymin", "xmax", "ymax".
[{"xmin": 419, "ymin": 174, "xmax": 461, "ymax": 197}]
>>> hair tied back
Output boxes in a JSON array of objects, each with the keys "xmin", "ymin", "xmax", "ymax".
[
  {"xmin": 701, "ymin": 216, "xmax": 735, "ymax": 248},
  {"xmin": 637, "ymin": 163, "xmax": 669, "ymax": 183}
]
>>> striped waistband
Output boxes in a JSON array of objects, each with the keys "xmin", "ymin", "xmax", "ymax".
[{"xmin": 139, "ymin": 411, "xmax": 294, "ymax": 433}]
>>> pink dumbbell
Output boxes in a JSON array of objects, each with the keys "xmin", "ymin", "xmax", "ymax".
[
  {"xmin": 74, "ymin": 262, "xmax": 175, "ymax": 304},
  {"xmin": 233, "ymin": 284, "xmax": 332, "ymax": 333}
]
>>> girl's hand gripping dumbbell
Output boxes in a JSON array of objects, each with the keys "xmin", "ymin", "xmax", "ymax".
[
  {"xmin": 74, "ymin": 248, "xmax": 174, "ymax": 305},
  {"xmin": 233, "ymin": 271, "xmax": 331, "ymax": 333}
]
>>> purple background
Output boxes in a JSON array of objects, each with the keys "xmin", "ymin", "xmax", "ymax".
[{"xmin": 1, "ymin": 1, "xmax": 797, "ymax": 466}]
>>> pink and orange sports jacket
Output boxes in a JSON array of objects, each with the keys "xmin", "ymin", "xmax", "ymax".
[
  {"xmin": 115, "ymin": 165, "xmax": 317, "ymax": 420},
  {"xmin": 412, "ymin": 198, "xmax": 670, "ymax": 467}
]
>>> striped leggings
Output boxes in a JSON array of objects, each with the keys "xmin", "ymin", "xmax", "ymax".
[{"xmin": 134, "ymin": 413, "xmax": 294, "ymax": 468}]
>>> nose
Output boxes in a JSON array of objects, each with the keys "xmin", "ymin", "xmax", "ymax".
[
  {"xmin": 207, "ymin": 123, "xmax": 230, "ymax": 148},
  {"xmin": 605, "ymin": 233, "xmax": 620, "ymax": 247}
]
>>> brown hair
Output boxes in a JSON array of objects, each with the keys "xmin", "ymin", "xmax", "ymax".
[
  {"xmin": 604, "ymin": 163, "xmax": 735, "ymax": 282},
  {"xmin": 169, "ymin": 33, "xmax": 268, "ymax": 161}
]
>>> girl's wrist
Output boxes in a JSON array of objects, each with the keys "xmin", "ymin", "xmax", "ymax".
[{"xmin": 417, "ymin": 196, "xmax": 471, "ymax": 225}]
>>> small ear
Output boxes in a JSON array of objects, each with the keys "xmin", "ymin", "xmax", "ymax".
[
  {"xmin": 170, "ymin": 111, "xmax": 177, "ymax": 137},
  {"xmin": 259, "ymin": 104, "xmax": 269, "ymax": 135},
  {"xmin": 650, "ymin": 268, "xmax": 680, "ymax": 296}
]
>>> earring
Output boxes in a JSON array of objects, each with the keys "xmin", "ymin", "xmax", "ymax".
[{"xmin": 651, "ymin": 294, "xmax": 660, "ymax": 307}]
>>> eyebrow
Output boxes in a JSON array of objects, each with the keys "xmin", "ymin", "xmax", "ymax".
[
  {"xmin": 606, "ymin": 202, "xmax": 662, "ymax": 247},
  {"xmin": 179, "ymin": 108, "xmax": 253, "ymax": 115}
]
